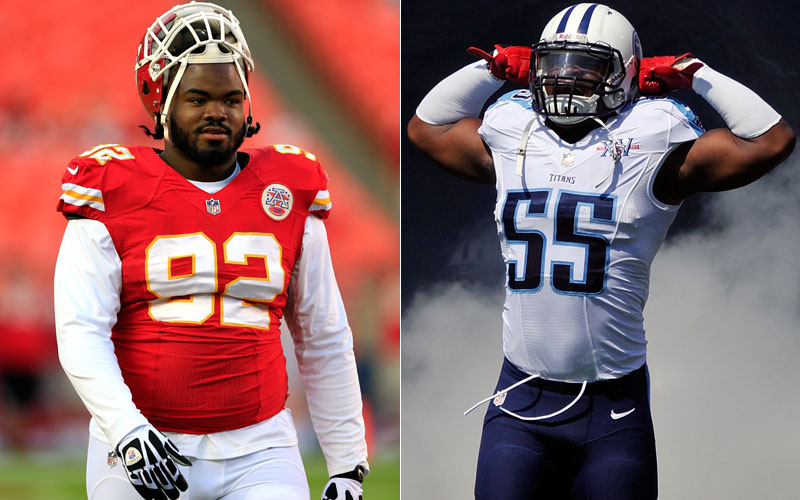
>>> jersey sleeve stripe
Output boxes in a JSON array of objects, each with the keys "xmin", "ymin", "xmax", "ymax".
[
  {"xmin": 61, "ymin": 183, "xmax": 105, "ymax": 211},
  {"xmin": 313, "ymin": 190, "xmax": 330, "ymax": 204},
  {"xmin": 311, "ymin": 190, "xmax": 332, "ymax": 212},
  {"xmin": 310, "ymin": 201, "xmax": 332, "ymax": 213}
]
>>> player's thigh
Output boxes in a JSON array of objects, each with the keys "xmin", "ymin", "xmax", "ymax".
[
  {"xmin": 221, "ymin": 445, "xmax": 310, "ymax": 500},
  {"xmin": 571, "ymin": 427, "xmax": 657, "ymax": 500},
  {"xmin": 475, "ymin": 411, "xmax": 565, "ymax": 500},
  {"xmin": 86, "ymin": 434, "xmax": 143, "ymax": 500}
]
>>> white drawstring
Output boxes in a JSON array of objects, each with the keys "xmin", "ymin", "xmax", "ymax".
[
  {"xmin": 516, "ymin": 115, "xmax": 620, "ymax": 190},
  {"xmin": 464, "ymin": 372, "xmax": 540, "ymax": 416},
  {"xmin": 464, "ymin": 374, "xmax": 588, "ymax": 422},
  {"xmin": 515, "ymin": 117, "xmax": 538, "ymax": 177}
]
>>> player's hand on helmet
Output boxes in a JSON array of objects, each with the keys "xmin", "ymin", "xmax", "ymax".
[
  {"xmin": 467, "ymin": 44, "xmax": 531, "ymax": 86},
  {"xmin": 321, "ymin": 477, "xmax": 363, "ymax": 500},
  {"xmin": 639, "ymin": 52, "xmax": 704, "ymax": 95},
  {"xmin": 117, "ymin": 424, "xmax": 191, "ymax": 500}
]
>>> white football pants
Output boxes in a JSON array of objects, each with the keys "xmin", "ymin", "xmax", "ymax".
[{"xmin": 86, "ymin": 434, "xmax": 310, "ymax": 500}]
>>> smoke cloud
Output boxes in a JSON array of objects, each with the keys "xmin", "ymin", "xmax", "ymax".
[{"xmin": 402, "ymin": 157, "xmax": 800, "ymax": 497}]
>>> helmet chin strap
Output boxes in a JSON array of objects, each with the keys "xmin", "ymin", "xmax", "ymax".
[
  {"xmin": 159, "ymin": 59, "xmax": 189, "ymax": 144},
  {"xmin": 231, "ymin": 58, "xmax": 253, "ymax": 136},
  {"xmin": 545, "ymin": 93, "xmax": 600, "ymax": 125}
]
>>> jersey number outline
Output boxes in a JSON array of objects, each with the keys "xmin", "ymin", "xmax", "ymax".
[
  {"xmin": 502, "ymin": 190, "xmax": 616, "ymax": 295},
  {"xmin": 79, "ymin": 144, "xmax": 135, "ymax": 165},
  {"xmin": 145, "ymin": 232, "xmax": 284, "ymax": 329}
]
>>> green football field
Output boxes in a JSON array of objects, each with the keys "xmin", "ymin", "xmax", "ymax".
[{"xmin": 0, "ymin": 451, "xmax": 399, "ymax": 500}]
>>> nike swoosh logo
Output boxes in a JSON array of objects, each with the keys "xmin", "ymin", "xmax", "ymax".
[
  {"xmin": 67, "ymin": 165, "xmax": 78, "ymax": 175},
  {"xmin": 610, "ymin": 408, "xmax": 636, "ymax": 420}
]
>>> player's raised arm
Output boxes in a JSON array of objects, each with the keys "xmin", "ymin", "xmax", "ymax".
[
  {"xmin": 641, "ymin": 54, "xmax": 796, "ymax": 204},
  {"xmin": 407, "ymin": 46, "xmax": 531, "ymax": 184}
]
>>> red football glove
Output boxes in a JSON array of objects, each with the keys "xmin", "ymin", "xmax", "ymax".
[
  {"xmin": 639, "ymin": 52, "xmax": 705, "ymax": 95},
  {"xmin": 467, "ymin": 44, "xmax": 531, "ymax": 86}
]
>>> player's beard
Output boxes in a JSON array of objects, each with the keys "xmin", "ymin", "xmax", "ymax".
[{"xmin": 169, "ymin": 118, "xmax": 247, "ymax": 168}]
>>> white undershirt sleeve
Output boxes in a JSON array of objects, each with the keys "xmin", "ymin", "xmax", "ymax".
[
  {"xmin": 284, "ymin": 215, "xmax": 369, "ymax": 478},
  {"xmin": 416, "ymin": 60, "xmax": 505, "ymax": 125},
  {"xmin": 54, "ymin": 218, "xmax": 149, "ymax": 449},
  {"xmin": 692, "ymin": 64, "xmax": 782, "ymax": 139}
]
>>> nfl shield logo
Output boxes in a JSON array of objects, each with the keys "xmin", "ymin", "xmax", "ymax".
[
  {"xmin": 206, "ymin": 198, "xmax": 221, "ymax": 215},
  {"xmin": 107, "ymin": 451, "xmax": 118, "ymax": 467},
  {"xmin": 493, "ymin": 392, "xmax": 507, "ymax": 406},
  {"xmin": 262, "ymin": 184, "xmax": 293, "ymax": 221}
]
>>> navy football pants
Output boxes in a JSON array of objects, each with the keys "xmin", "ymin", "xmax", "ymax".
[{"xmin": 474, "ymin": 359, "xmax": 657, "ymax": 499}]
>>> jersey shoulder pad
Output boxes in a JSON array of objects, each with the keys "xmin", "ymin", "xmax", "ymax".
[
  {"xmin": 57, "ymin": 144, "xmax": 148, "ymax": 220},
  {"xmin": 632, "ymin": 97, "xmax": 705, "ymax": 135},
  {"xmin": 490, "ymin": 89, "xmax": 534, "ymax": 110},
  {"xmin": 247, "ymin": 145, "xmax": 332, "ymax": 219},
  {"xmin": 480, "ymin": 90, "xmax": 540, "ymax": 153}
]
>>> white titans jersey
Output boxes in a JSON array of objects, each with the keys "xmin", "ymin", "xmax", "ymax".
[{"xmin": 478, "ymin": 91, "xmax": 704, "ymax": 382}]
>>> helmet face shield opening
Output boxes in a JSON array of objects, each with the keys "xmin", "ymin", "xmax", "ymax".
[
  {"xmin": 531, "ymin": 41, "xmax": 628, "ymax": 124},
  {"xmin": 536, "ymin": 51, "xmax": 609, "ymax": 97}
]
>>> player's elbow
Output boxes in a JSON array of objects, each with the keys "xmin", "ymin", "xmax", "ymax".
[
  {"xmin": 753, "ymin": 119, "xmax": 795, "ymax": 168},
  {"xmin": 407, "ymin": 114, "xmax": 432, "ymax": 150},
  {"xmin": 767, "ymin": 119, "xmax": 796, "ymax": 164},
  {"xmin": 735, "ymin": 120, "xmax": 796, "ymax": 183}
]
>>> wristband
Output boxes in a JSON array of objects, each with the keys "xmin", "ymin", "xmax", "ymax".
[
  {"xmin": 415, "ymin": 60, "xmax": 505, "ymax": 125},
  {"xmin": 692, "ymin": 64, "xmax": 781, "ymax": 139},
  {"xmin": 332, "ymin": 464, "xmax": 368, "ymax": 482}
]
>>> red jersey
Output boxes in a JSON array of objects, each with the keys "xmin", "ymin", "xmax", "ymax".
[{"xmin": 57, "ymin": 144, "xmax": 332, "ymax": 434}]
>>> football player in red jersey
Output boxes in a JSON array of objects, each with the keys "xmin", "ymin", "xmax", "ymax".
[{"xmin": 54, "ymin": 3, "xmax": 367, "ymax": 500}]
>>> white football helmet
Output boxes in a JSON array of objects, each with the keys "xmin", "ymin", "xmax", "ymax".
[
  {"xmin": 531, "ymin": 3, "xmax": 642, "ymax": 125},
  {"xmin": 135, "ymin": 1, "xmax": 255, "ymax": 141}
]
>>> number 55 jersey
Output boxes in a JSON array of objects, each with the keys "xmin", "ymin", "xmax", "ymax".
[
  {"xmin": 479, "ymin": 92, "xmax": 703, "ymax": 383},
  {"xmin": 56, "ymin": 144, "xmax": 335, "ymax": 436}
]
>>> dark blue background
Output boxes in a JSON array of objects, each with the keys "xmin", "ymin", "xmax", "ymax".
[{"xmin": 402, "ymin": 1, "xmax": 800, "ymax": 304}]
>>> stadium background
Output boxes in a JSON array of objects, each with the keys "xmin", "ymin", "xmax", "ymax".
[
  {"xmin": 402, "ymin": 0, "xmax": 800, "ymax": 498},
  {"xmin": 0, "ymin": 0, "xmax": 399, "ymax": 498}
]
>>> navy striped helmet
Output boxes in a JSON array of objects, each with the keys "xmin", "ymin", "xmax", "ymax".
[{"xmin": 531, "ymin": 4, "xmax": 642, "ymax": 125}]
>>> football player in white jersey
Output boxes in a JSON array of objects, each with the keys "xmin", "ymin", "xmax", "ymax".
[{"xmin": 407, "ymin": 3, "xmax": 794, "ymax": 499}]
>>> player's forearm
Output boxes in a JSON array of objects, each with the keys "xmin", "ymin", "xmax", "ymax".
[
  {"xmin": 416, "ymin": 60, "xmax": 504, "ymax": 126},
  {"xmin": 300, "ymin": 348, "xmax": 369, "ymax": 477},
  {"xmin": 691, "ymin": 64, "xmax": 783, "ymax": 139},
  {"xmin": 691, "ymin": 64, "xmax": 796, "ymax": 182},
  {"xmin": 54, "ymin": 219, "xmax": 149, "ymax": 448},
  {"xmin": 291, "ymin": 318, "xmax": 368, "ymax": 477},
  {"xmin": 286, "ymin": 216, "xmax": 369, "ymax": 476}
]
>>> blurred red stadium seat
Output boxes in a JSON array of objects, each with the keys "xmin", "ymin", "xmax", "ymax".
[{"xmin": 261, "ymin": 0, "xmax": 400, "ymax": 169}]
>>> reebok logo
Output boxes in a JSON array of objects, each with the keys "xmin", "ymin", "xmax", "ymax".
[{"xmin": 610, "ymin": 408, "xmax": 635, "ymax": 420}]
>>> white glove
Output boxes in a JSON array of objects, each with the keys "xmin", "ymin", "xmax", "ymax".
[
  {"xmin": 116, "ymin": 424, "xmax": 191, "ymax": 500},
  {"xmin": 321, "ymin": 477, "xmax": 363, "ymax": 500}
]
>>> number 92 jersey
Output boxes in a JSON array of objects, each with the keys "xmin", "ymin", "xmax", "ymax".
[
  {"xmin": 56, "ymin": 144, "xmax": 331, "ymax": 433},
  {"xmin": 479, "ymin": 91, "xmax": 703, "ymax": 382}
]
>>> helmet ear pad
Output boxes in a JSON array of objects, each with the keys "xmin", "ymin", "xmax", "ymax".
[{"xmin": 136, "ymin": 51, "xmax": 166, "ymax": 119}]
